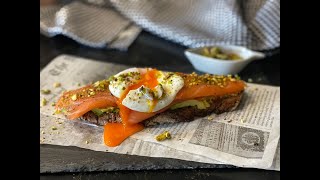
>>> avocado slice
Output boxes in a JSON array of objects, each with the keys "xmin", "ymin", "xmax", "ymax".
[
  {"xmin": 91, "ymin": 107, "xmax": 119, "ymax": 116},
  {"xmin": 170, "ymin": 100, "xmax": 210, "ymax": 110}
]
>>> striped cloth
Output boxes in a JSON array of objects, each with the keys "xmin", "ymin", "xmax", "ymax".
[{"xmin": 40, "ymin": 0, "xmax": 280, "ymax": 52}]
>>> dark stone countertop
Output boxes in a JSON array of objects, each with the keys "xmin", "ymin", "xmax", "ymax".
[{"xmin": 40, "ymin": 31, "xmax": 280, "ymax": 179}]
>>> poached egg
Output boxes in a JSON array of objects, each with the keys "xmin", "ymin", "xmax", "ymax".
[{"xmin": 109, "ymin": 68, "xmax": 184, "ymax": 112}]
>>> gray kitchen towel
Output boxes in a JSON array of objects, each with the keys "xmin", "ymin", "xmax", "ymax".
[
  {"xmin": 40, "ymin": 0, "xmax": 280, "ymax": 51},
  {"xmin": 110, "ymin": 0, "xmax": 280, "ymax": 51},
  {"xmin": 40, "ymin": 0, "xmax": 141, "ymax": 50}
]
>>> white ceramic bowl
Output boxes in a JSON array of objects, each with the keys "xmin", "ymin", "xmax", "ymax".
[{"xmin": 184, "ymin": 45, "xmax": 265, "ymax": 75}]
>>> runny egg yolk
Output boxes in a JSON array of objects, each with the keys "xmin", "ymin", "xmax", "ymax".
[{"xmin": 103, "ymin": 69, "xmax": 159, "ymax": 147}]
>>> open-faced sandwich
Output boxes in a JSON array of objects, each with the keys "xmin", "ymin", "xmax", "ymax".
[{"xmin": 55, "ymin": 68, "xmax": 245, "ymax": 147}]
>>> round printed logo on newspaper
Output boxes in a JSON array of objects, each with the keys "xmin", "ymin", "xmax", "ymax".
[{"xmin": 240, "ymin": 132, "xmax": 260, "ymax": 146}]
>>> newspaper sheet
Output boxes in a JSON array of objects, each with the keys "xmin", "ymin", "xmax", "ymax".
[{"xmin": 40, "ymin": 55, "xmax": 280, "ymax": 171}]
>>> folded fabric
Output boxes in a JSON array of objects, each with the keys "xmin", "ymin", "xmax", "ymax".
[
  {"xmin": 40, "ymin": 0, "xmax": 280, "ymax": 52},
  {"xmin": 40, "ymin": 1, "xmax": 141, "ymax": 50},
  {"xmin": 111, "ymin": 0, "xmax": 279, "ymax": 51}
]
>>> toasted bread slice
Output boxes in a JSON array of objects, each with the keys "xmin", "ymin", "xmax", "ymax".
[{"xmin": 80, "ymin": 91, "xmax": 243, "ymax": 127}]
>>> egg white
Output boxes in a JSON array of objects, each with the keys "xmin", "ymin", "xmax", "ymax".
[
  {"xmin": 109, "ymin": 68, "xmax": 184, "ymax": 112},
  {"xmin": 108, "ymin": 67, "xmax": 142, "ymax": 98}
]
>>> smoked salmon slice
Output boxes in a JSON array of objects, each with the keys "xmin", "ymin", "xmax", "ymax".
[
  {"xmin": 55, "ymin": 70, "xmax": 245, "ymax": 147},
  {"xmin": 56, "ymin": 72, "xmax": 244, "ymax": 123},
  {"xmin": 55, "ymin": 80, "xmax": 117, "ymax": 120}
]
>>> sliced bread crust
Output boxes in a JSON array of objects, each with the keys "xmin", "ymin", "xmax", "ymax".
[{"xmin": 80, "ymin": 91, "xmax": 243, "ymax": 127}]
